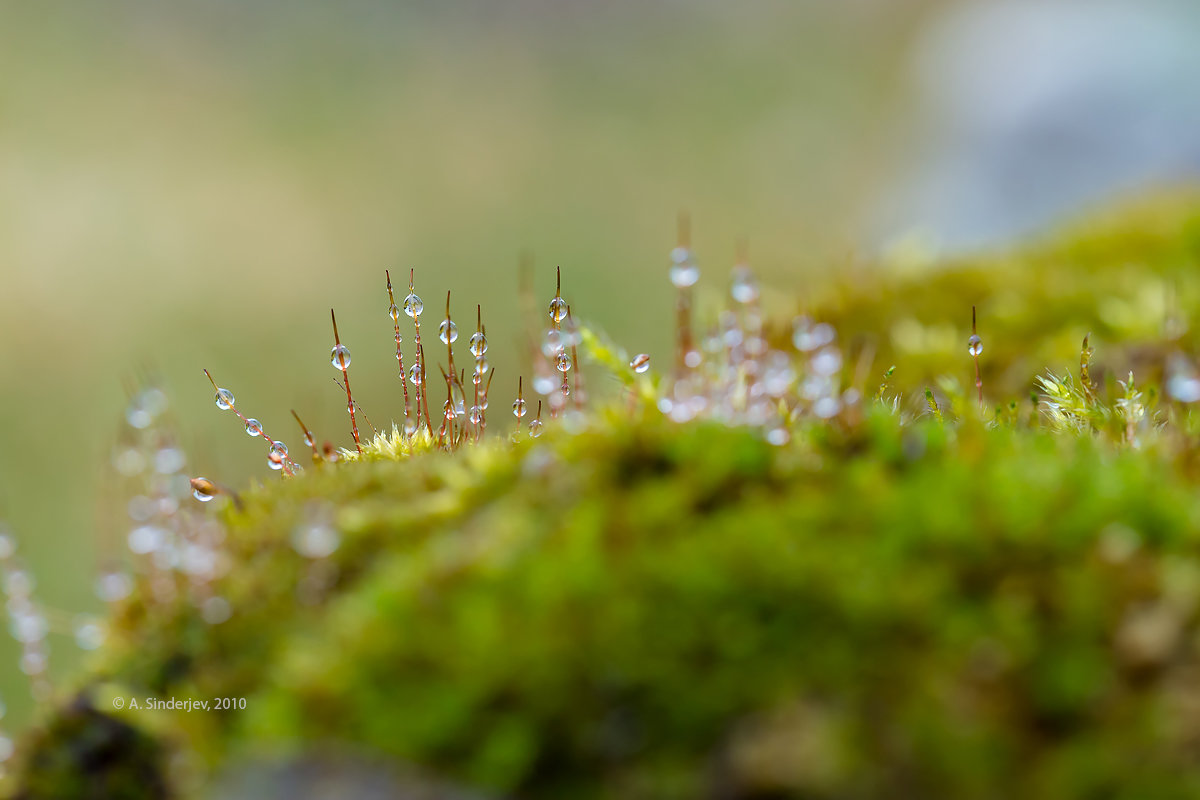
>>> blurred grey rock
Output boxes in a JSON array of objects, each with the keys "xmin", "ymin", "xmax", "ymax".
[{"xmin": 876, "ymin": 0, "xmax": 1200, "ymax": 251}]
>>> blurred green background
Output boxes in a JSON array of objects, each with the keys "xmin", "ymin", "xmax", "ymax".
[{"xmin": 2, "ymin": 0, "xmax": 1199, "ymax": 730}]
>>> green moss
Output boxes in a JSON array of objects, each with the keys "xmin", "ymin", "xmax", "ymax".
[{"xmin": 15, "ymin": 196, "xmax": 1200, "ymax": 799}]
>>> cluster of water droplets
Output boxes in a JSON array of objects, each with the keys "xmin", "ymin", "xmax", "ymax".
[
  {"xmin": 652, "ymin": 247, "xmax": 852, "ymax": 445},
  {"xmin": 469, "ymin": 328, "xmax": 489, "ymax": 426},
  {"xmin": 116, "ymin": 383, "xmax": 234, "ymax": 619},
  {"xmin": 0, "ymin": 528, "xmax": 51, "ymax": 702}
]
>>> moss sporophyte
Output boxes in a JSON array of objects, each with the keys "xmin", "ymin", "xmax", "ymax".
[{"xmin": 12, "ymin": 200, "xmax": 1200, "ymax": 797}]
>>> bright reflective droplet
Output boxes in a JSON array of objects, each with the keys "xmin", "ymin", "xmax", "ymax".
[
  {"xmin": 469, "ymin": 332, "xmax": 488, "ymax": 357},
  {"xmin": 443, "ymin": 400, "xmax": 457, "ymax": 420},
  {"xmin": 469, "ymin": 405, "xmax": 483, "ymax": 425},
  {"xmin": 529, "ymin": 418, "xmax": 544, "ymax": 438},
  {"xmin": 810, "ymin": 347, "xmax": 843, "ymax": 377},
  {"xmin": 548, "ymin": 296, "xmax": 568, "ymax": 323},
  {"xmin": 245, "ymin": 418, "xmax": 263, "ymax": 437},
  {"xmin": 388, "ymin": 303, "xmax": 400, "ymax": 322},
  {"xmin": 556, "ymin": 352, "xmax": 572, "ymax": 373},
  {"xmin": 268, "ymin": 442, "xmax": 288, "ymax": 470},
  {"xmin": 731, "ymin": 265, "xmax": 759, "ymax": 304},
  {"xmin": 409, "ymin": 364, "xmax": 423, "ymax": 385},
  {"xmin": 95, "ymin": 570, "xmax": 133, "ymax": 603},
  {"xmin": 968, "ymin": 334, "xmax": 983, "ymax": 357},
  {"xmin": 19, "ymin": 651, "xmax": 46, "ymax": 676},
  {"xmin": 292, "ymin": 521, "xmax": 340, "ymax": 559},
  {"xmin": 214, "ymin": 388, "xmax": 235, "ymax": 410},
  {"xmin": 631, "ymin": 354, "xmax": 651, "ymax": 374},
  {"xmin": 439, "ymin": 319, "xmax": 458, "ymax": 344},
  {"xmin": 513, "ymin": 398, "xmax": 527, "ymax": 418},
  {"xmin": 154, "ymin": 447, "xmax": 186, "ymax": 474},
  {"xmin": 404, "ymin": 292, "xmax": 424, "ymax": 318},
  {"xmin": 331, "ymin": 344, "xmax": 352, "ymax": 371},
  {"xmin": 670, "ymin": 247, "xmax": 700, "ymax": 288},
  {"xmin": 73, "ymin": 617, "xmax": 105, "ymax": 651},
  {"xmin": 542, "ymin": 329, "xmax": 563, "ymax": 357},
  {"xmin": 190, "ymin": 477, "xmax": 218, "ymax": 502}
]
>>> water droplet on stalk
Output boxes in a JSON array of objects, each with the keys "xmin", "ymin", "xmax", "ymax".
[
  {"xmin": 331, "ymin": 344, "xmax": 352, "ymax": 371},
  {"xmin": 403, "ymin": 293, "xmax": 424, "ymax": 318},
  {"xmin": 245, "ymin": 419, "xmax": 263, "ymax": 437},
  {"xmin": 513, "ymin": 398, "xmax": 527, "ymax": 418},
  {"xmin": 631, "ymin": 354, "xmax": 651, "ymax": 374},
  {"xmin": 968, "ymin": 334, "xmax": 983, "ymax": 357},
  {"xmin": 669, "ymin": 247, "xmax": 699, "ymax": 288},
  {"xmin": 439, "ymin": 319, "xmax": 458, "ymax": 344},
  {"xmin": 214, "ymin": 388, "xmax": 235, "ymax": 410},
  {"xmin": 469, "ymin": 331, "xmax": 488, "ymax": 357}
]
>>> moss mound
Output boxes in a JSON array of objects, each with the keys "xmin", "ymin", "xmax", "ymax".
[{"xmin": 15, "ymin": 196, "xmax": 1200, "ymax": 799}]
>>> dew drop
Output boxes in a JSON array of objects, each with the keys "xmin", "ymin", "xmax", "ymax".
[
  {"xmin": 95, "ymin": 570, "xmax": 133, "ymax": 603},
  {"xmin": 112, "ymin": 447, "xmax": 146, "ymax": 476},
  {"xmin": 443, "ymin": 400, "xmax": 457, "ymax": 420},
  {"xmin": 556, "ymin": 352, "xmax": 572, "ymax": 373},
  {"xmin": 731, "ymin": 265, "xmax": 759, "ymax": 304},
  {"xmin": 670, "ymin": 248, "xmax": 700, "ymax": 288},
  {"xmin": 128, "ymin": 525, "xmax": 165, "ymax": 555},
  {"xmin": 388, "ymin": 303, "xmax": 400, "ymax": 322},
  {"xmin": 403, "ymin": 418, "xmax": 417, "ymax": 435},
  {"xmin": 10, "ymin": 612, "xmax": 47, "ymax": 644},
  {"xmin": 529, "ymin": 418, "xmax": 544, "ymax": 438},
  {"xmin": 331, "ymin": 344, "xmax": 352, "ymax": 371},
  {"xmin": 513, "ymin": 398, "xmax": 527, "ymax": 418},
  {"xmin": 125, "ymin": 404, "xmax": 152, "ymax": 430},
  {"xmin": 292, "ymin": 521, "xmax": 340, "ymax": 559},
  {"xmin": 19, "ymin": 651, "xmax": 46, "ymax": 676},
  {"xmin": 154, "ymin": 447, "xmax": 186, "ymax": 475},
  {"xmin": 469, "ymin": 332, "xmax": 488, "ymax": 357},
  {"xmin": 968, "ymin": 334, "xmax": 983, "ymax": 357},
  {"xmin": 214, "ymin": 388, "xmax": 235, "ymax": 410},
  {"xmin": 542, "ymin": 329, "xmax": 563, "ymax": 357},
  {"xmin": 813, "ymin": 395, "xmax": 842, "ymax": 419},
  {"xmin": 201, "ymin": 596, "xmax": 232, "ymax": 625},
  {"xmin": 548, "ymin": 296, "xmax": 568, "ymax": 323},
  {"xmin": 267, "ymin": 442, "xmax": 288, "ymax": 470},
  {"xmin": 810, "ymin": 347, "xmax": 843, "ymax": 377},
  {"xmin": 439, "ymin": 319, "xmax": 458, "ymax": 344},
  {"xmin": 469, "ymin": 405, "xmax": 483, "ymax": 425},
  {"xmin": 4, "ymin": 571, "xmax": 33, "ymax": 598},
  {"xmin": 403, "ymin": 292, "xmax": 424, "ymax": 318},
  {"xmin": 244, "ymin": 418, "xmax": 263, "ymax": 437},
  {"xmin": 73, "ymin": 617, "xmax": 105, "ymax": 651},
  {"xmin": 409, "ymin": 364, "xmax": 423, "ymax": 385},
  {"xmin": 190, "ymin": 477, "xmax": 218, "ymax": 503},
  {"xmin": 631, "ymin": 354, "xmax": 651, "ymax": 374}
]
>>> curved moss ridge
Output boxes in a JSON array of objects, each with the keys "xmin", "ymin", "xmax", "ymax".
[
  {"xmin": 25, "ymin": 418, "xmax": 1200, "ymax": 800},
  {"xmin": 16, "ymin": 196, "xmax": 1200, "ymax": 798}
]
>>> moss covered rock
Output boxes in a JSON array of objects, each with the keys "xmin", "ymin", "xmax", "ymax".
[{"xmin": 15, "ymin": 197, "xmax": 1200, "ymax": 799}]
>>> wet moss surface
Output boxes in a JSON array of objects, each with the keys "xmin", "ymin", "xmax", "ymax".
[{"xmin": 15, "ymin": 197, "xmax": 1200, "ymax": 799}]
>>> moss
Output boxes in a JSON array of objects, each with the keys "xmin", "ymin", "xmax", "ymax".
[{"xmin": 15, "ymin": 196, "xmax": 1200, "ymax": 799}]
